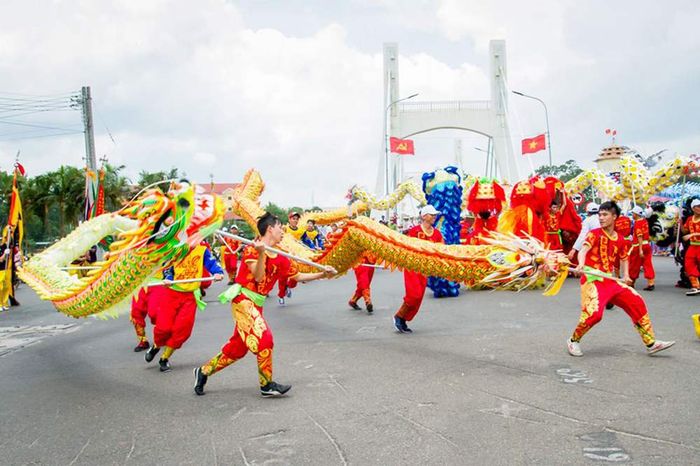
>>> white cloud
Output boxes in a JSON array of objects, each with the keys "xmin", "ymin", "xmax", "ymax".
[{"xmin": 0, "ymin": 0, "xmax": 698, "ymax": 207}]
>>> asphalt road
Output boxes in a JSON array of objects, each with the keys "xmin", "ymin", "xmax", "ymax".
[{"xmin": 1, "ymin": 257, "xmax": 699, "ymax": 465}]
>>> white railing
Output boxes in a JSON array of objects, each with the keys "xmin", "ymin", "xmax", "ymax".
[{"xmin": 398, "ymin": 100, "xmax": 491, "ymax": 113}]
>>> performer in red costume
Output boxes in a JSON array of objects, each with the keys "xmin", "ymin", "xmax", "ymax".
[
  {"xmin": 193, "ymin": 212, "xmax": 337, "ymax": 397},
  {"xmin": 628, "ymin": 206, "xmax": 655, "ymax": 291},
  {"xmin": 544, "ymin": 202, "xmax": 563, "ymax": 250},
  {"xmin": 220, "ymin": 225, "xmax": 242, "ymax": 285},
  {"xmin": 682, "ymin": 199, "xmax": 700, "ymax": 295},
  {"xmin": 567, "ymin": 201, "xmax": 674, "ymax": 357},
  {"xmin": 465, "ymin": 178, "xmax": 505, "ymax": 245},
  {"xmin": 393, "ymin": 205, "xmax": 443, "ymax": 333},
  {"xmin": 144, "ymin": 244, "xmax": 224, "ymax": 372},
  {"xmin": 348, "ymin": 253, "xmax": 376, "ymax": 312}
]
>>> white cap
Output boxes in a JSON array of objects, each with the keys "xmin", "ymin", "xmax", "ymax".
[
  {"xmin": 631, "ymin": 206, "xmax": 644, "ymax": 216},
  {"xmin": 419, "ymin": 205, "xmax": 440, "ymax": 217},
  {"xmin": 692, "ymin": 199, "xmax": 700, "ymax": 208},
  {"xmin": 585, "ymin": 202, "xmax": 600, "ymax": 214}
]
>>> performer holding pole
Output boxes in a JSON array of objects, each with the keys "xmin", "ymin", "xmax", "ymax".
[
  {"xmin": 393, "ymin": 205, "xmax": 443, "ymax": 333},
  {"xmin": 567, "ymin": 201, "xmax": 674, "ymax": 357},
  {"xmin": 194, "ymin": 212, "xmax": 337, "ymax": 397},
  {"xmin": 219, "ymin": 225, "xmax": 242, "ymax": 285},
  {"xmin": 144, "ymin": 244, "xmax": 224, "ymax": 372}
]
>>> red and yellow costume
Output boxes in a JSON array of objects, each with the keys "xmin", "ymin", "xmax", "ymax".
[
  {"xmin": 544, "ymin": 210, "xmax": 563, "ymax": 250},
  {"xmin": 349, "ymin": 253, "xmax": 376, "ymax": 308},
  {"xmin": 201, "ymin": 246, "xmax": 299, "ymax": 387},
  {"xmin": 220, "ymin": 236, "xmax": 240, "ymax": 282},
  {"xmin": 683, "ymin": 216, "xmax": 700, "ymax": 289},
  {"xmin": 152, "ymin": 244, "xmax": 223, "ymax": 360},
  {"xmin": 498, "ymin": 179, "xmax": 545, "ymax": 242},
  {"xmin": 465, "ymin": 179, "xmax": 505, "ymax": 245},
  {"xmin": 394, "ymin": 225, "xmax": 443, "ymax": 322},
  {"xmin": 613, "ymin": 216, "xmax": 632, "ymax": 271},
  {"xmin": 570, "ymin": 228, "xmax": 656, "ymax": 346},
  {"xmin": 629, "ymin": 217, "xmax": 655, "ymax": 286}
]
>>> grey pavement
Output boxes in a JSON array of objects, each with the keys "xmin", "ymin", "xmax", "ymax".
[{"xmin": 0, "ymin": 257, "xmax": 699, "ymax": 465}]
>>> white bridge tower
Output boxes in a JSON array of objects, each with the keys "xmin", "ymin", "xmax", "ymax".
[{"xmin": 380, "ymin": 40, "xmax": 518, "ymax": 195}]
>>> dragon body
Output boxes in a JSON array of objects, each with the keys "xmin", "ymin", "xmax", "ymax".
[{"xmin": 231, "ymin": 169, "xmax": 567, "ymax": 290}]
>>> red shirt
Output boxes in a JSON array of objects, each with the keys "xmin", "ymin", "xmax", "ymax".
[
  {"xmin": 633, "ymin": 219, "xmax": 650, "ymax": 244},
  {"xmin": 684, "ymin": 216, "xmax": 700, "ymax": 235},
  {"xmin": 236, "ymin": 246, "xmax": 299, "ymax": 296},
  {"xmin": 407, "ymin": 224, "xmax": 443, "ymax": 243},
  {"xmin": 583, "ymin": 228, "xmax": 629, "ymax": 273},
  {"xmin": 615, "ymin": 216, "xmax": 632, "ymax": 238}
]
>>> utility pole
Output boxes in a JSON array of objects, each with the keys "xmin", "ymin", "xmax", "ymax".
[{"xmin": 81, "ymin": 86, "xmax": 97, "ymax": 173}]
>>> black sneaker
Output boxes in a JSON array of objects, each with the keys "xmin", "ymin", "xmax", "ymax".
[
  {"xmin": 260, "ymin": 381, "xmax": 291, "ymax": 397},
  {"xmin": 193, "ymin": 367, "xmax": 208, "ymax": 396},
  {"xmin": 159, "ymin": 358, "xmax": 171, "ymax": 372},
  {"xmin": 348, "ymin": 301, "xmax": 361, "ymax": 310},
  {"xmin": 393, "ymin": 316, "xmax": 405, "ymax": 333},
  {"xmin": 133, "ymin": 340, "xmax": 150, "ymax": 352},
  {"xmin": 402, "ymin": 321, "xmax": 413, "ymax": 333},
  {"xmin": 643, "ymin": 285, "xmax": 655, "ymax": 291},
  {"xmin": 144, "ymin": 345, "xmax": 160, "ymax": 363},
  {"xmin": 366, "ymin": 304, "xmax": 374, "ymax": 313},
  {"xmin": 605, "ymin": 303, "xmax": 615, "ymax": 310}
]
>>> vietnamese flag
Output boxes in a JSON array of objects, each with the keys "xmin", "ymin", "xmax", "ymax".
[
  {"xmin": 390, "ymin": 137, "xmax": 415, "ymax": 155},
  {"xmin": 521, "ymin": 134, "xmax": 546, "ymax": 155}
]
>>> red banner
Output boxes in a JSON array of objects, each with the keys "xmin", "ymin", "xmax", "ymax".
[
  {"xmin": 390, "ymin": 137, "xmax": 415, "ymax": 155},
  {"xmin": 521, "ymin": 134, "xmax": 546, "ymax": 155}
]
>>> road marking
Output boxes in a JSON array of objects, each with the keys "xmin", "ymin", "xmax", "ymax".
[{"xmin": 0, "ymin": 324, "xmax": 80, "ymax": 357}]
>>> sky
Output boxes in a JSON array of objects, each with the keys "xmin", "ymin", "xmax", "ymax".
[{"xmin": 1, "ymin": 0, "xmax": 699, "ymax": 208}]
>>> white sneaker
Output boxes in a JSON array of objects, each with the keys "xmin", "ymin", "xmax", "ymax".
[
  {"xmin": 567, "ymin": 339, "xmax": 583, "ymax": 357},
  {"xmin": 686, "ymin": 288, "xmax": 700, "ymax": 296},
  {"xmin": 278, "ymin": 297, "xmax": 285, "ymax": 306},
  {"xmin": 647, "ymin": 340, "xmax": 675, "ymax": 355}
]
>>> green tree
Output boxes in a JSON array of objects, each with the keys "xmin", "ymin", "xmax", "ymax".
[
  {"xmin": 136, "ymin": 168, "xmax": 181, "ymax": 190},
  {"xmin": 47, "ymin": 166, "xmax": 85, "ymax": 236},
  {"xmin": 534, "ymin": 159, "xmax": 583, "ymax": 182},
  {"xmin": 101, "ymin": 163, "xmax": 132, "ymax": 211}
]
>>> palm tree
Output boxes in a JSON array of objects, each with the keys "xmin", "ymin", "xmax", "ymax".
[
  {"xmin": 48, "ymin": 166, "xmax": 84, "ymax": 236},
  {"xmin": 136, "ymin": 168, "xmax": 181, "ymax": 191},
  {"xmin": 101, "ymin": 163, "xmax": 131, "ymax": 211},
  {"xmin": 24, "ymin": 174, "xmax": 55, "ymax": 240}
]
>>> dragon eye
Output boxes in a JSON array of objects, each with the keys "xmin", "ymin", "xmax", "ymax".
[{"xmin": 178, "ymin": 198, "xmax": 190, "ymax": 209}]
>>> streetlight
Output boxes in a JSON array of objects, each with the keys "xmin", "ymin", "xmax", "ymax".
[
  {"xmin": 385, "ymin": 93, "xmax": 419, "ymax": 198},
  {"xmin": 512, "ymin": 90, "xmax": 552, "ymax": 167}
]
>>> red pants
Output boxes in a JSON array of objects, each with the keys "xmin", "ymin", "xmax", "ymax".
[
  {"xmin": 130, "ymin": 288, "xmax": 151, "ymax": 329},
  {"xmin": 395, "ymin": 270, "xmax": 427, "ymax": 322},
  {"xmin": 223, "ymin": 254, "xmax": 238, "ymax": 278},
  {"xmin": 572, "ymin": 278, "xmax": 655, "ymax": 345},
  {"xmin": 203, "ymin": 295, "xmax": 274, "ymax": 386},
  {"xmin": 629, "ymin": 244, "xmax": 655, "ymax": 281},
  {"xmin": 153, "ymin": 288, "xmax": 197, "ymax": 350},
  {"xmin": 350, "ymin": 266, "xmax": 374, "ymax": 304},
  {"xmin": 277, "ymin": 276, "xmax": 298, "ymax": 299},
  {"xmin": 685, "ymin": 245, "xmax": 700, "ymax": 279}
]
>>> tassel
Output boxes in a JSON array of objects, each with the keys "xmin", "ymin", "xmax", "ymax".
[{"xmin": 542, "ymin": 266, "xmax": 568, "ymax": 297}]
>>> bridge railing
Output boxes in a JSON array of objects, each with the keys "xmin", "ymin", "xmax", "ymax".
[{"xmin": 398, "ymin": 100, "xmax": 491, "ymax": 112}]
